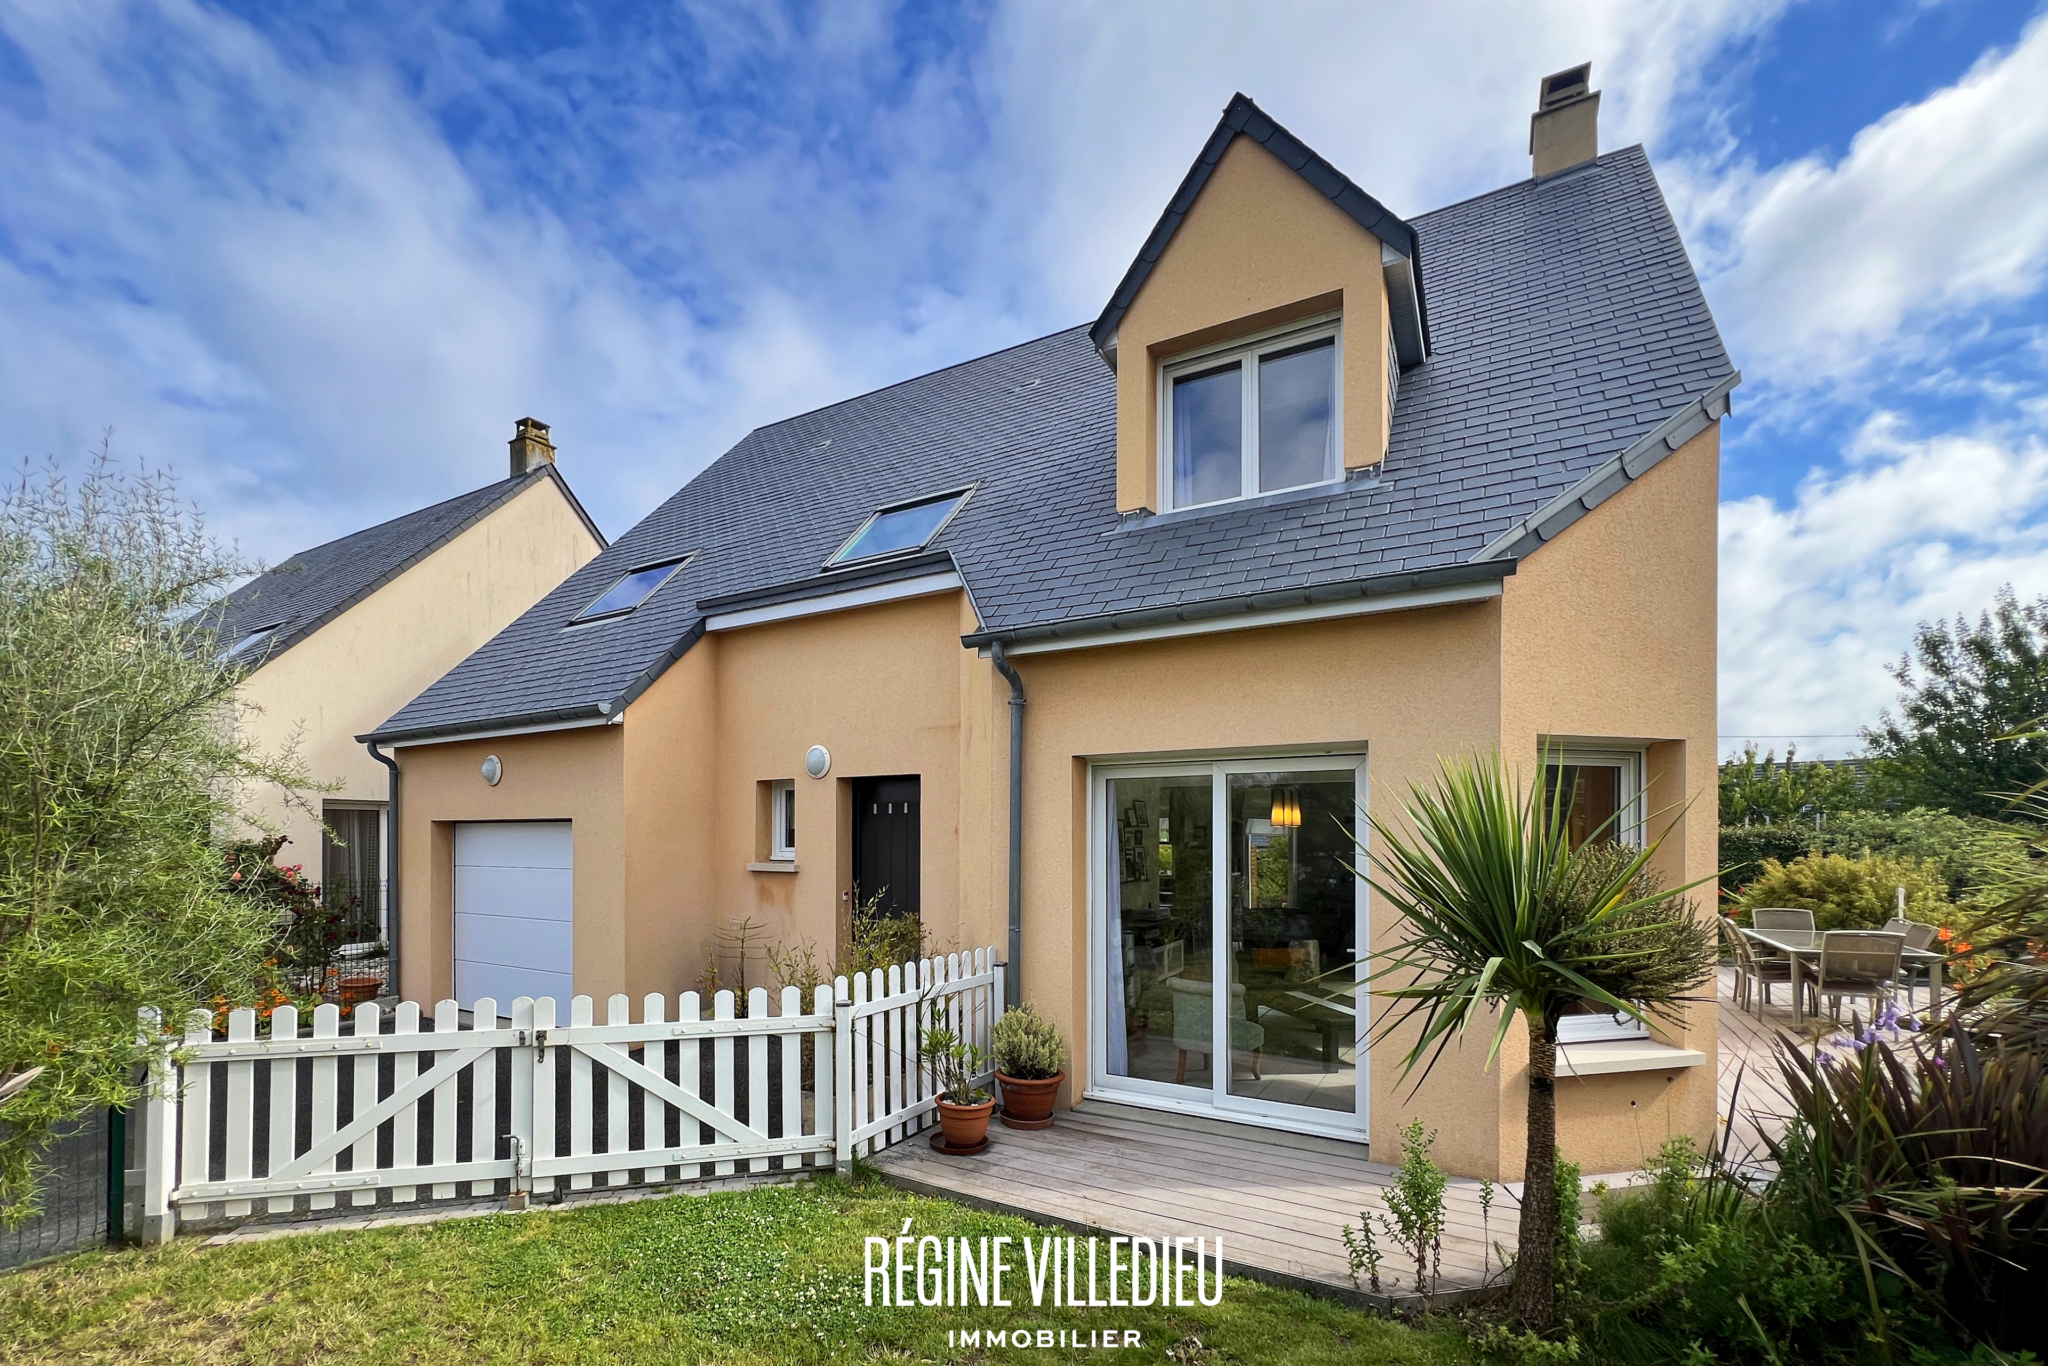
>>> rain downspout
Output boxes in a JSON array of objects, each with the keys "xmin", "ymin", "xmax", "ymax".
[
  {"xmin": 989, "ymin": 640, "xmax": 1025, "ymax": 1008},
  {"xmin": 366, "ymin": 741, "xmax": 400, "ymax": 999}
]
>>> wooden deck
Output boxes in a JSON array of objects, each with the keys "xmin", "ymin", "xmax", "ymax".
[
  {"xmin": 874, "ymin": 967, "xmax": 1886, "ymax": 1304},
  {"xmin": 873, "ymin": 1102, "xmax": 1515, "ymax": 1307}
]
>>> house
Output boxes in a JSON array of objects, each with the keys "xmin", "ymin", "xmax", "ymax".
[
  {"xmin": 365, "ymin": 68, "xmax": 1733, "ymax": 1181},
  {"xmin": 218, "ymin": 419, "xmax": 606, "ymax": 964}
]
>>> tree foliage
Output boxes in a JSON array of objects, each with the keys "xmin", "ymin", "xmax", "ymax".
[
  {"xmin": 1864, "ymin": 587, "xmax": 2048, "ymax": 818},
  {"xmin": 1718, "ymin": 742, "xmax": 1870, "ymax": 826},
  {"xmin": 0, "ymin": 454, "xmax": 306, "ymax": 1219}
]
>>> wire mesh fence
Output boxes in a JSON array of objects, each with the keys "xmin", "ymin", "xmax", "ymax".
[{"xmin": 0, "ymin": 1106, "xmax": 121, "ymax": 1270}]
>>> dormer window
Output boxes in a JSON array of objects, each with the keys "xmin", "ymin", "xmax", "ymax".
[
  {"xmin": 1161, "ymin": 320, "xmax": 1339, "ymax": 511},
  {"xmin": 574, "ymin": 557, "xmax": 688, "ymax": 622},
  {"xmin": 827, "ymin": 489, "xmax": 970, "ymax": 567}
]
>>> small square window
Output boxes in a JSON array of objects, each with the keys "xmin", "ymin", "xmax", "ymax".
[
  {"xmin": 827, "ymin": 490, "xmax": 970, "ymax": 567},
  {"xmin": 770, "ymin": 780, "xmax": 796, "ymax": 860},
  {"xmin": 574, "ymin": 557, "xmax": 688, "ymax": 622},
  {"xmin": 1162, "ymin": 322, "xmax": 1339, "ymax": 511}
]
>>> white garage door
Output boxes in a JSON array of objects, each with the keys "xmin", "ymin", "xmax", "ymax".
[{"xmin": 454, "ymin": 822, "xmax": 573, "ymax": 1007}]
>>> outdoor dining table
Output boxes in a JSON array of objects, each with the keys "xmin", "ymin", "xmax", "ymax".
[{"xmin": 1738, "ymin": 926, "xmax": 1945, "ymax": 1024}]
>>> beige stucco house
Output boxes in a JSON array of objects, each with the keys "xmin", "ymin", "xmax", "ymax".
[
  {"xmin": 366, "ymin": 72, "xmax": 1734, "ymax": 1181},
  {"xmin": 219, "ymin": 420, "xmax": 605, "ymax": 961}
]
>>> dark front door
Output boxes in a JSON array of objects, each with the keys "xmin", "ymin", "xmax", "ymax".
[{"xmin": 852, "ymin": 776, "xmax": 921, "ymax": 922}]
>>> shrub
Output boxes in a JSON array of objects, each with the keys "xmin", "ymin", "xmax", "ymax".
[
  {"xmin": 1772, "ymin": 1025, "xmax": 2048, "ymax": 1357},
  {"xmin": 989, "ymin": 1003, "xmax": 1066, "ymax": 1080},
  {"xmin": 1720, "ymin": 822, "xmax": 1818, "ymax": 885},
  {"xmin": 1737, "ymin": 851, "xmax": 1951, "ymax": 931},
  {"xmin": 1574, "ymin": 1138, "xmax": 1866, "ymax": 1364}
]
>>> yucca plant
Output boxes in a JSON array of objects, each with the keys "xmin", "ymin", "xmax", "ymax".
[{"xmin": 1361, "ymin": 750, "xmax": 1716, "ymax": 1331}]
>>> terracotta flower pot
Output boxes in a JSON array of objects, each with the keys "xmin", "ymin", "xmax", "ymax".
[
  {"xmin": 935, "ymin": 1096, "xmax": 995, "ymax": 1151},
  {"xmin": 337, "ymin": 975, "xmax": 384, "ymax": 1009},
  {"xmin": 997, "ymin": 1070, "xmax": 1064, "ymax": 1130}
]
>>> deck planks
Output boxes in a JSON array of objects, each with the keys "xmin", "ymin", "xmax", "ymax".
[
  {"xmin": 875, "ymin": 1104, "xmax": 1515, "ymax": 1298},
  {"xmin": 877, "ymin": 970, "xmax": 1819, "ymax": 1300}
]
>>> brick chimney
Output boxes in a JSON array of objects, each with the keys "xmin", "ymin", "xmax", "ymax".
[
  {"xmin": 509, "ymin": 417, "xmax": 556, "ymax": 477},
  {"xmin": 1530, "ymin": 63, "xmax": 1599, "ymax": 177}
]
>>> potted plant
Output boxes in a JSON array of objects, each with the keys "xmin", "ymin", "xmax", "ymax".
[
  {"xmin": 991, "ymin": 1003, "xmax": 1068, "ymax": 1130},
  {"xmin": 921, "ymin": 1019, "xmax": 994, "ymax": 1153}
]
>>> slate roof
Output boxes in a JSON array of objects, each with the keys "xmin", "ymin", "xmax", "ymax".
[
  {"xmin": 1092, "ymin": 93, "xmax": 1423, "ymax": 363},
  {"xmin": 369, "ymin": 138, "xmax": 1734, "ymax": 745},
  {"xmin": 215, "ymin": 465, "xmax": 604, "ymax": 667}
]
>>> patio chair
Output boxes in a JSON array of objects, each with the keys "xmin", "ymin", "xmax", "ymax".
[
  {"xmin": 1808, "ymin": 930, "xmax": 1905, "ymax": 1021},
  {"xmin": 1718, "ymin": 916, "xmax": 1793, "ymax": 1016},
  {"xmin": 1169, "ymin": 977, "xmax": 1264, "ymax": 1083},
  {"xmin": 1750, "ymin": 907, "xmax": 1815, "ymax": 932},
  {"xmin": 1882, "ymin": 918, "xmax": 1937, "ymax": 1006}
]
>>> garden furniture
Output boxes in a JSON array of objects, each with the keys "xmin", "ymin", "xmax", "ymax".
[
  {"xmin": 1881, "ymin": 918, "xmax": 1939, "ymax": 1007},
  {"xmin": 1719, "ymin": 916, "xmax": 1793, "ymax": 1016},
  {"xmin": 1808, "ymin": 930, "xmax": 1905, "ymax": 1021},
  {"xmin": 1738, "ymin": 924, "xmax": 1943, "ymax": 1024}
]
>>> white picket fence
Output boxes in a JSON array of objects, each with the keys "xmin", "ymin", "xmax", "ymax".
[{"xmin": 137, "ymin": 947, "xmax": 1001, "ymax": 1241}]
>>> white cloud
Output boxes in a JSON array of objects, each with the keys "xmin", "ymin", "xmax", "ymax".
[
  {"xmin": 0, "ymin": 0, "xmax": 1798, "ymax": 562},
  {"xmin": 1672, "ymin": 9, "xmax": 2048, "ymax": 390},
  {"xmin": 1720, "ymin": 414, "xmax": 2048, "ymax": 756}
]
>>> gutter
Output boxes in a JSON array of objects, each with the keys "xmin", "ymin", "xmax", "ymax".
[
  {"xmin": 989, "ymin": 642, "xmax": 1026, "ymax": 1009},
  {"xmin": 961, "ymin": 559, "xmax": 1514, "ymax": 653},
  {"xmin": 366, "ymin": 741, "xmax": 401, "ymax": 999}
]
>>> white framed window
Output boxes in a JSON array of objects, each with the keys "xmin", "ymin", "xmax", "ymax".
[
  {"xmin": 1158, "ymin": 317, "xmax": 1342, "ymax": 511},
  {"xmin": 1543, "ymin": 748, "xmax": 1645, "ymax": 850},
  {"xmin": 1544, "ymin": 747, "xmax": 1651, "ymax": 1042},
  {"xmin": 769, "ymin": 780, "xmax": 797, "ymax": 861}
]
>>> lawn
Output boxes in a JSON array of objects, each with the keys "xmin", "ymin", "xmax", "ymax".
[{"xmin": 0, "ymin": 1176, "xmax": 1475, "ymax": 1365}]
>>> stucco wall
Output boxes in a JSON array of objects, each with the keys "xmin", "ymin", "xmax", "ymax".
[
  {"xmin": 1000, "ymin": 601, "xmax": 1510, "ymax": 1174},
  {"xmin": 236, "ymin": 477, "xmax": 604, "ymax": 878},
  {"xmin": 392, "ymin": 725, "xmax": 626, "ymax": 1004},
  {"xmin": 1112, "ymin": 135, "xmax": 1394, "ymax": 513},
  {"xmin": 626, "ymin": 589, "xmax": 998, "ymax": 999},
  {"xmin": 1497, "ymin": 422, "xmax": 1722, "ymax": 1178},
  {"xmin": 379, "ymin": 430, "xmax": 1718, "ymax": 1183}
]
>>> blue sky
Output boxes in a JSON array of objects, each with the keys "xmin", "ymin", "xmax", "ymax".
[{"xmin": 2, "ymin": 0, "xmax": 2046, "ymax": 757}]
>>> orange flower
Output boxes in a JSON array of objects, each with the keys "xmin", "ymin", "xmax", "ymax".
[
  {"xmin": 1956, "ymin": 941, "xmax": 1972, "ymax": 954},
  {"xmin": 1937, "ymin": 926, "xmax": 1954, "ymax": 942}
]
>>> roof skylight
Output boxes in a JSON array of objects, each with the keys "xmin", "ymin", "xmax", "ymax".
[
  {"xmin": 574, "ymin": 557, "xmax": 688, "ymax": 622},
  {"xmin": 224, "ymin": 621, "xmax": 284, "ymax": 661},
  {"xmin": 828, "ymin": 490, "xmax": 970, "ymax": 567}
]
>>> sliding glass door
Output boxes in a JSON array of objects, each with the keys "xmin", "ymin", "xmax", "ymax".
[{"xmin": 1096, "ymin": 755, "xmax": 1366, "ymax": 1134}]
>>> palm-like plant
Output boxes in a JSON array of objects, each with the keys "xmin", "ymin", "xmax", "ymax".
[{"xmin": 1362, "ymin": 751, "xmax": 1716, "ymax": 1331}]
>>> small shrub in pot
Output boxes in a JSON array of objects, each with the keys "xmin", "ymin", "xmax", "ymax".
[{"xmin": 991, "ymin": 1003, "xmax": 1068, "ymax": 1129}]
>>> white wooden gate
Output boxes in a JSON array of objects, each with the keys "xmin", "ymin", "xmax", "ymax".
[{"xmin": 137, "ymin": 948, "xmax": 1000, "ymax": 1241}]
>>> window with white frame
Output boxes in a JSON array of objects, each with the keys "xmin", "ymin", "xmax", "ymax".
[
  {"xmin": 1545, "ymin": 748, "xmax": 1653, "ymax": 1042},
  {"xmin": 769, "ymin": 780, "xmax": 796, "ymax": 861},
  {"xmin": 1160, "ymin": 319, "xmax": 1340, "ymax": 511}
]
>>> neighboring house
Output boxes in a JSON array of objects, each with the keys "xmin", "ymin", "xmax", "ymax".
[
  {"xmin": 220, "ymin": 419, "xmax": 606, "ymax": 956},
  {"xmin": 367, "ymin": 69, "xmax": 1733, "ymax": 1180}
]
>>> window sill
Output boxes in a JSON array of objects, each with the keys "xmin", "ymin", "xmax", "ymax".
[
  {"xmin": 747, "ymin": 861, "xmax": 798, "ymax": 874},
  {"xmin": 1114, "ymin": 469, "xmax": 1375, "ymax": 534},
  {"xmin": 1556, "ymin": 1040, "xmax": 1706, "ymax": 1078}
]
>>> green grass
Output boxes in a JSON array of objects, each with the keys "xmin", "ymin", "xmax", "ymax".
[{"xmin": 0, "ymin": 1176, "xmax": 1475, "ymax": 1364}]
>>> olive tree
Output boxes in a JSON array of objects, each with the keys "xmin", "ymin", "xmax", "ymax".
[{"xmin": 0, "ymin": 452, "xmax": 306, "ymax": 1219}]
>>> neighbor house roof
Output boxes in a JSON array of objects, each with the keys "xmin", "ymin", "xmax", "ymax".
[
  {"xmin": 369, "ymin": 131, "xmax": 1734, "ymax": 746},
  {"xmin": 216, "ymin": 464, "xmax": 605, "ymax": 667}
]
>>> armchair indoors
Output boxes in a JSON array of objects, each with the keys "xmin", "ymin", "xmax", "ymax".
[{"xmin": 1169, "ymin": 977, "xmax": 1265, "ymax": 1084}]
